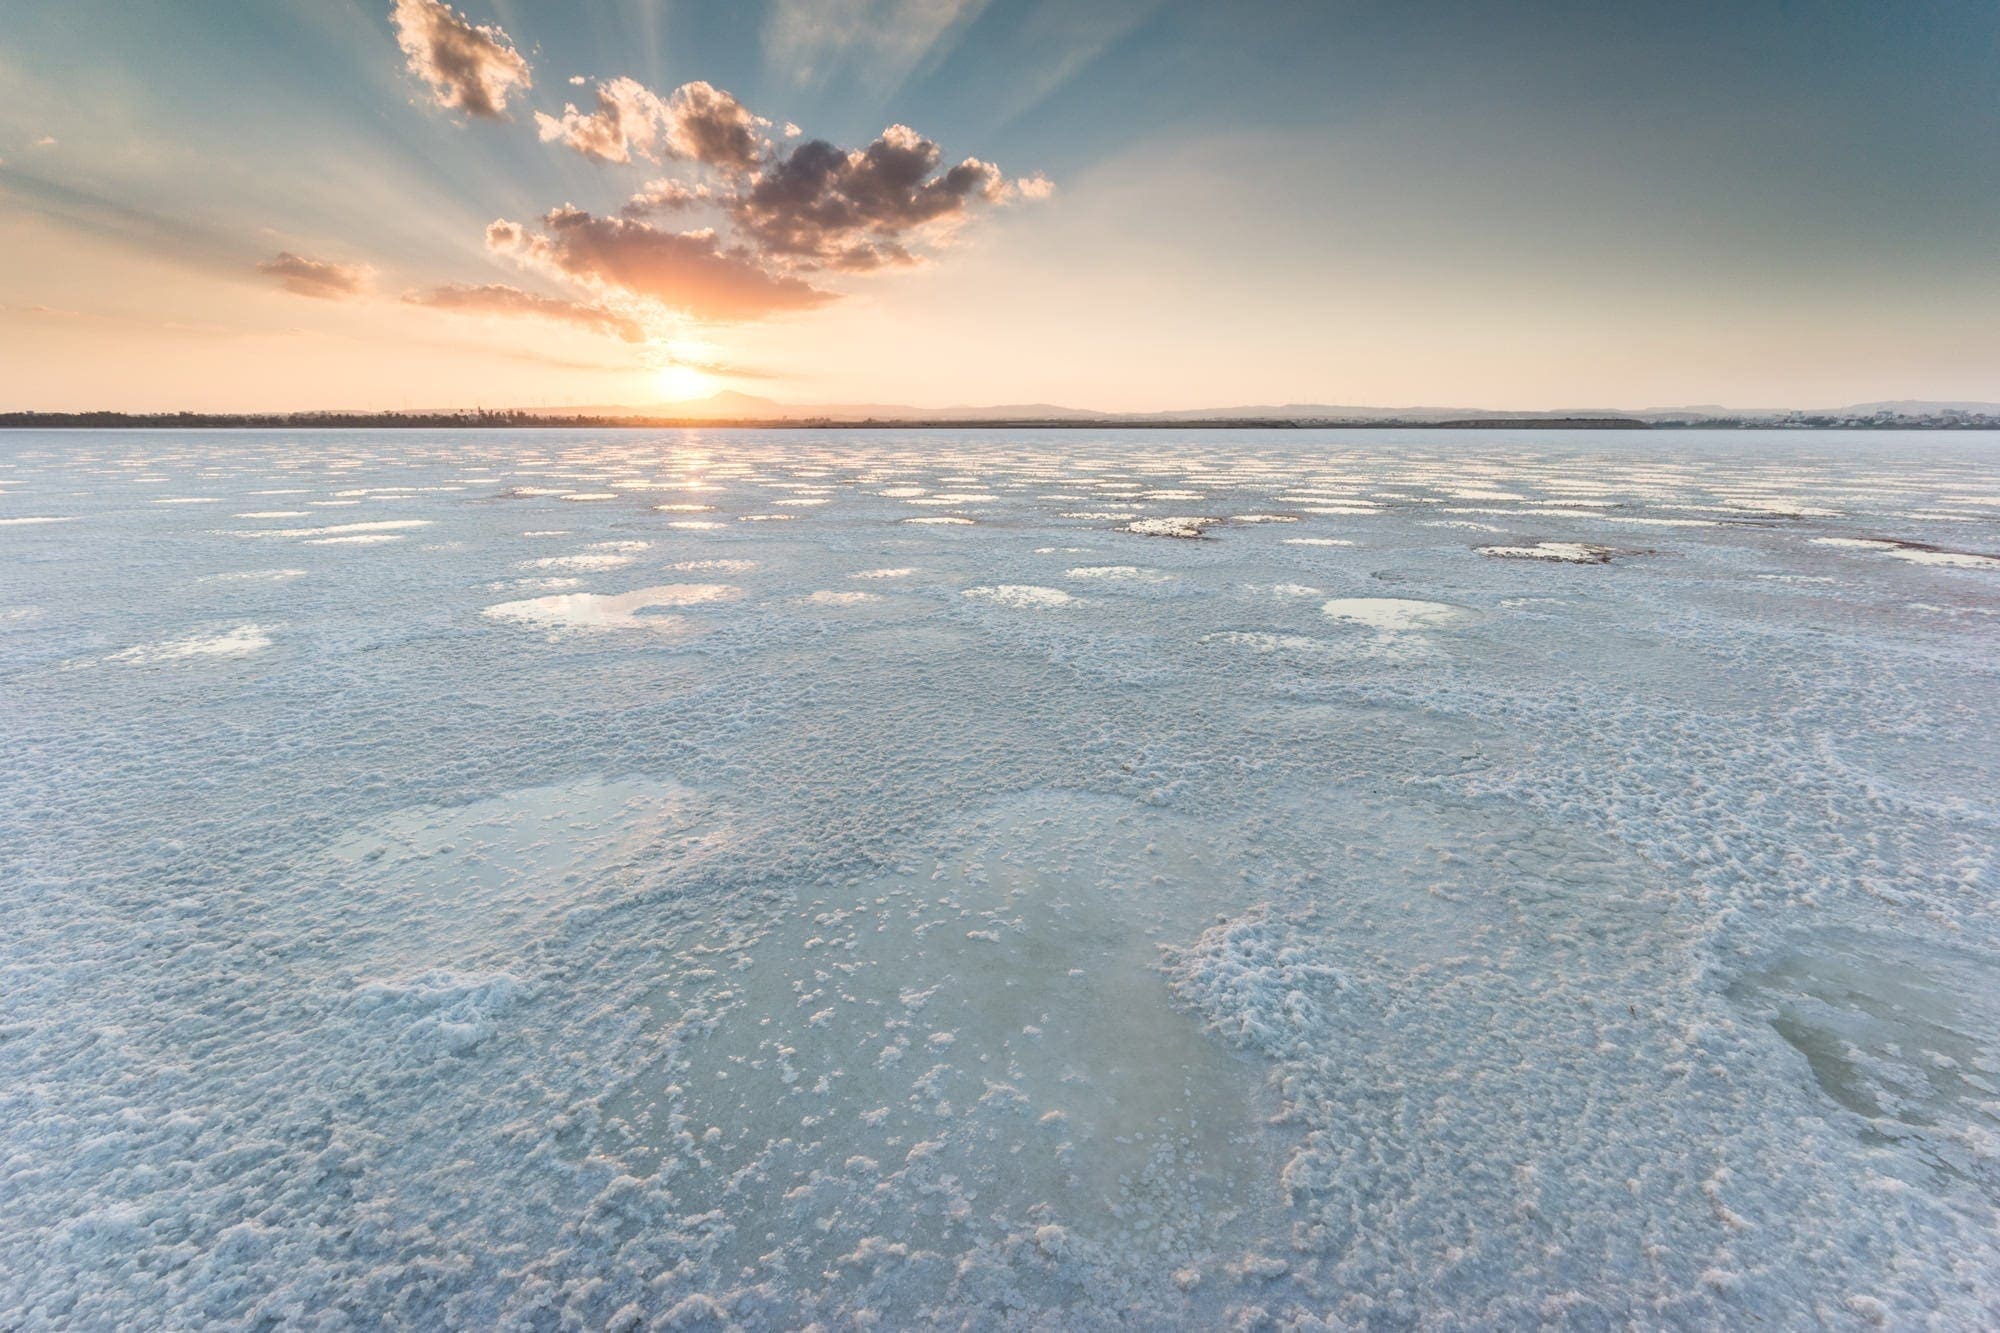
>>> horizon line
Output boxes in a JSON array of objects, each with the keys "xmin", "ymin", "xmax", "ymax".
[{"xmin": 7, "ymin": 406, "xmax": 2000, "ymax": 432}]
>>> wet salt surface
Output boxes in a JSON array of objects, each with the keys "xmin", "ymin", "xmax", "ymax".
[
  {"xmin": 1320, "ymin": 596, "xmax": 1477, "ymax": 630},
  {"xmin": 3, "ymin": 427, "xmax": 1999, "ymax": 1328},
  {"xmin": 483, "ymin": 583, "xmax": 740, "ymax": 632},
  {"xmin": 1477, "ymin": 539, "xmax": 1618, "ymax": 563}
]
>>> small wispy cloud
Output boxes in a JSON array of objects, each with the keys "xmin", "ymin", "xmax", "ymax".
[
  {"xmin": 623, "ymin": 178, "xmax": 716, "ymax": 217},
  {"xmin": 256, "ymin": 251, "xmax": 371, "ymax": 299},
  {"xmin": 391, "ymin": 0, "xmax": 531, "ymax": 119},
  {"xmin": 403, "ymin": 282, "xmax": 646, "ymax": 342},
  {"xmin": 486, "ymin": 208, "xmax": 834, "ymax": 322}
]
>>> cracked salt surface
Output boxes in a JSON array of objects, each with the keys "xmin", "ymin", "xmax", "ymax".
[{"xmin": 4, "ymin": 427, "xmax": 1999, "ymax": 1328}]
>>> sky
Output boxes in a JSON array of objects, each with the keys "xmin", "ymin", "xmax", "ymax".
[{"xmin": 1, "ymin": 0, "xmax": 1997, "ymax": 413}]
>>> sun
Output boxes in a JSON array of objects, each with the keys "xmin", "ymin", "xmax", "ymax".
[{"xmin": 654, "ymin": 363, "xmax": 717, "ymax": 402}]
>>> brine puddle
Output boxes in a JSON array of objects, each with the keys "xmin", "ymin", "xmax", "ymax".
[
  {"xmin": 1728, "ymin": 928, "xmax": 2000, "ymax": 1199},
  {"xmin": 604, "ymin": 796, "xmax": 1295, "ymax": 1305},
  {"xmin": 314, "ymin": 777, "xmax": 715, "ymax": 976}
]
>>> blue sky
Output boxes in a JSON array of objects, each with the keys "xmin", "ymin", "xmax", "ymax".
[{"xmin": 2, "ymin": 0, "xmax": 1997, "ymax": 410}]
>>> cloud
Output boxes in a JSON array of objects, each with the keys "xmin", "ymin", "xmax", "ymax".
[
  {"xmin": 528, "ymin": 72, "xmax": 1040, "ymax": 276},
  {"xmin": 662, "ymin": 81, "xmax": 769, "ymax": 174},
  {"xmin": 504, "ymin": 54, "xmax": 1046, "ymax": 316},
  {"xmin": 487, "ymin": 207, "xmax": 832, "ymax": 321},
  {"xmin": 391, "ymin": 0, "xmax": 531, "ymax": 118},
  {"xmin": 403, "ymin": 282, "xmax": 646, "ymax": 341},
  {"xmin": 536, "ymin": 78, "xmax": 768, "ymax": 172},
  {"xmin": 256, "ymin": 252, "xmax": 371, "ymax": 299},
  {"xmin": 535, "ymin": 77, "xmax": 662, "ymax": 163},
  {"xmin": 729, "ymin": 125, "xmax": 1009, "ymax": 270},
  {"xmin": 623, "ymin": 178, "xmax": 715, "ymax": 217}
]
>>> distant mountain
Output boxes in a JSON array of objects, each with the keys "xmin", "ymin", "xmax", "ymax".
[{"xmin": 1835, "ymin": 399, "xmax": 2000, "ymax": 415}]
